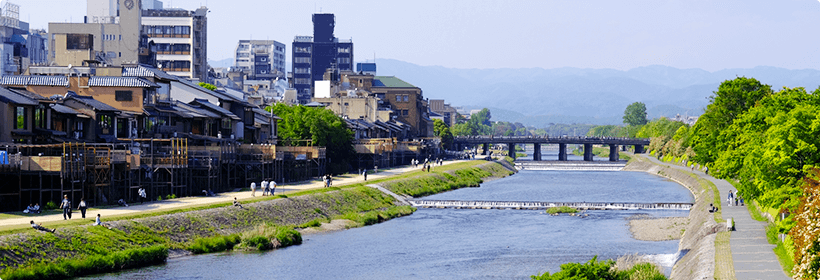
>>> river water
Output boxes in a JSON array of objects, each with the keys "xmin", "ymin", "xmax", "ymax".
[{"xmin": 87, "ymin": 155, "xmax": 693, "ymax": 279}]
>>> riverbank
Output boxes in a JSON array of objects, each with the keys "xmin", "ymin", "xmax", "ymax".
[
  {"xmin": 622, "ymin": 155, "xmax": 725, "ymax": 280},
  {"xmin": 0, "ymin": 159, "xmax": 516, "ymax": 280}
]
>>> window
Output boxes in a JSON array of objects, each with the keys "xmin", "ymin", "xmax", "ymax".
[
  {"xmin": 402, "ymin": 110, "xmax": 409, "ymax": 116},
  {"xmin": 337, "ymin": 57, "xmax": 350, "ymax": 64},
  {"xmin": 295, "ymin": 67, "xmax": 310, "ymax": 74},
  {"xmin": 295, "ymin": 46, "xmax": 311, "ymax": 53},
  {"xmin": 295, "ymin": 57, "xmax": 310, "ymax": 63},
  {"xmin": 403, "ymin": 95, "xmax": 409, "ymax": 102},
  {"xmin": 115, "ymin": 91, "xmax": 133, "ymax": 101},
  {"xmin": 34, "ymin": 108, "xmax": 45, "ymax": 128},
  {"xmin": 338, "ymin": 47, "xmax": 350, "ymax": 53},
  {"xmin": 66, "ymin": 34, "xmax": 93, "ymax": 50},
  {"xmin": 14, "ymin": 107, "xmax": 25, "ymax": 129},
  {"xmin": 222, "ymin": 118, "xmax": 232, "ymax": 129},
  {"xmin": 98, "ymin": 115, "xmax": 112, "ymax": 135},
  {"xmin": 295, "ymin": 78, "xmax": 310, "ymax": 84},
  {"xmin": 396, "ymin": 95, "xmax": 401, "ymax": 102}
]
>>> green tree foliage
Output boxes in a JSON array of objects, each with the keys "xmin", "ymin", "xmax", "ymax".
[
  {"xmin": 452, "ymin": 108, "xmax": 492, "ymax": 136},
  {"xmin": 711, "ymin": 87, "xmax": 820, "ymax": 212},
  {"xmin": 197, "ymin": 82, "xmax": 217, "ymax": 91},
  {"xmin": 433, "ymin": 119, "xmax": 454, "ymax": 149},
  {"xmin": 690, "ymin": 77, "xmax": 772, "ymax": 163},
  {"xmin": 539, "ymin": 123, "xmax": 595, "ymax": 137},
  {"xmin": 586, "ymin": 125, "xmax": 642, "ymax": 138},
  {"xmin": 623, "ymin": 102, "xmax": 648, "ymax": 126},
  {"xmin": 531, "ymin": 256, "xmax": 667, "ymax": 280},
  {"xmin": 268, "ymin": 103, "xmax": 355, "ymax": 174},
  {"xmin": 491, "ymin": 121, "xmax": 531, "ymax": 137}
]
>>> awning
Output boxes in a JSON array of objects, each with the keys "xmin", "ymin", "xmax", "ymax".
[{"xmin": 34, "ymin": 128, "xmax": 67, "ymax": 136}]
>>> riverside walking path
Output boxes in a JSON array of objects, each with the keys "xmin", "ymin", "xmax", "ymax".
[
  {"xmin": 640, "ymin": 154, "xmax": 789, "ymax": 280},
  {"xmin": 0, "ymin": 160, "xmax": 466, "ymax": 228}
]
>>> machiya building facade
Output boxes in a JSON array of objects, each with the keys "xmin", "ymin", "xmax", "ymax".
[
  {"xmin": 141, "ymin": 7, "xmax": 208, "ymax": 82},
  {"xmin": 234, "ymin": 40, "xmax": 286, "ymax": 80}
]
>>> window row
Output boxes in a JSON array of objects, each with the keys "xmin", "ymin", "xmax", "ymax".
[
  {"xmin": 156, "ymin": 43, "xmax": 191, "ymax": 54},
  {"xmin": 338, "ymin": 47, "xmax": 350, "ymax": 53},
  {"xmin": 103, "ymin": 34, "xmax": 121, "ymax": 41},
  {"xmin": 144, "ymin": 25, "xmax": 191, "ymax": 37},
  {"xmin": 295, "ymin": 46, "xmax": 311, "ymax": 53},
  {"xmin": 395, "ymin": 95, "xmax": 410, "ymax": 102},
  {"xmin": 337, "ymin": 57, "xmax": 350, "ymax": 64},
  {"xmin": 294, "ymin": 67, "xmax": 310, "ymax": 74},
  {"xmin": 294, "ymin": 57, "xmax": 310, "ymax": 63},
  {"xmin": 294, "ymin": 78, "xmax": 310, "ymax": 85},
  {"xmin": 158, "ymin": 60, "xmax": 191, "ymax": 70}
]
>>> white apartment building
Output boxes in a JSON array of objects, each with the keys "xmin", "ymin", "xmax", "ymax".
[
  {"xmin": 142, "ymin": 7, "xmax": 208, "ymax": 82},
  {"xmin": 234, "ymin": 40, "xmax": 285, "ymax": 80}
]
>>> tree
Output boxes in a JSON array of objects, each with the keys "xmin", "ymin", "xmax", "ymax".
[
  {"xmin": 452, "ymin": 108, "xmax": 492, "ymax": 136},
  {"xmin": 791, "ymin": 168, "xmax": 820, "ymax": 280},
  {"xmin": 623, "ymin": 102, "xmax": 648, "ymax": 126},
  {"xmin": 690, "ymin": 77, "xmax": 771, "ymax": 164},
  {"xmin": 198, "ymin": 82, "xmax": 217, "ymax": 91},
  {"xmin": 268, "ymin": 103, "xmax": 355, "ymax": 174},
  {"xmin": 433, "ymin": 119, "xmax": 454, "ymax": 149}
]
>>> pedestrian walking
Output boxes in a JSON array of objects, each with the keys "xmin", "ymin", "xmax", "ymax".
[
  {"xmin": 270, "ymin": 180, "xmax": 277, "ymax": 195},
  {"xmin": 59, "ymin": 195, "xmax": 72, "ymax": 220},
  {"xmin": 261, "ymin": 180, "xmax": 269, "ymax": 196},
  {"xmin": 250, "ymin": 182, "xmax": 256, "ymax": 197},
  {"xmin": 427, "ymin": 165, "xmax": 431, "ymax": 172},
  {"xmin": 727, "ymin": 190, "xmax": 734, "ymax": 206},
  {"xmin": 138, "ymin": 187, "xmax": 147, "ymax": 204},
  {"xmin": 328, "ymin": 174, "xmax": 332, "ymax": 187},
  {"xmin": 363, "ymin": 169, "xmax": 367, "ymax": 181},
  {"xmin": 77, "ymin": 198, "xmax": 87, "ymax": 219}
]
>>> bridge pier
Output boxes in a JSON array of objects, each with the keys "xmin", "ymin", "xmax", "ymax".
[
  {"xmin": 635, "ymin": 144, "xmax": 645, "ymax": 154},
  {"xmin": 558, "ymin": 143, "xmax": 567, "ymax": 161},
  {"xmin": 482, "ymin": 143, "xmax": 489, "ymax": 155},
  {"xmin": 533, "ymin": 143, "xmax": 541, "ymax": 161},
  {"xmin": 609, "ymin": 145, "xmax": 619, "ymax": 161},
  {"xmin": 583, "ymin": 143, "xmax": 593, "ymax": 161},
  {"xmin": 508, "ymin": 143, "xmax": 516, "ymax": 159}
]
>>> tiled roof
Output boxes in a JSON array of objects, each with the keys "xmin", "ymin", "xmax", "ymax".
[
  {"xmin": 88, "ymin": 77, "xmax": 159, "ymax": 87},
  {"xmin": 251, "ymin": 107, "xmax": 282, "ymax": 120},
  {"xmin": 373, "ymin": 76, "xmax": 416, "ymax": 88},
  {"xmin": 0, "ymin": 87, "xmax": 39, "ymax": 105},
  {"xmin": 190, "ymin": 99, "xmax": 240, "ymax": 120},
  {"xmin": 66, "ymin": 95, "xmax": 119, "ymax": 112},
  {"xmin": 50, "ymin": 104, "xmax": 81, "ymax": 115},
  {"xmin": 0, "ymin": 75, "xmax": 69, "ymax": 87},
  {"xmin": 122, "ymin": 65, "xmax": 179, "ymax": 81},
  {"xmin": 173, "ymin": 101, "xmax": 221, "ymax": 119}
]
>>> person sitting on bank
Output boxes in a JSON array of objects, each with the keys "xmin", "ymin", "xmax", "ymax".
[
  {"xmin": 23, "ymin": 204, "xmax": 35, "ymax": 214},
  {"xmin": 33, "ymin": 203, "xmax": 41, "ymax": 214},
  {"xmin": 93, "ymin": 214, "xmax": 112, "ymax": 229},
  {"xmin": 117, "ymin": 198, "xmax": 128, "ymax": 207},
  {"xmin": 233, "ymin": 197, "xmax": 243, "ymax": 209},
  {"xmin": 30, "ymin": 220, "xmax": 55, "ymax": 233}
]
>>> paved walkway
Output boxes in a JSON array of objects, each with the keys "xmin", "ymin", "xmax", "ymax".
[
  {"xmin": 640, "ymin": 154, "xmax": 789, "ymax": 280},
  {"xmin": 1, "ymin": 160, "xmax": 467, "ymax": 227}
]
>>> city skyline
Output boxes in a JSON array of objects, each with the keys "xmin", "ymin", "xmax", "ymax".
[{"xmin": 23, "ymin": 0, "xmax": 820, "ymax": 71}]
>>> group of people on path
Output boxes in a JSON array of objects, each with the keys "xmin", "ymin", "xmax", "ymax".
[
  {"xmin": 727, "ymin": 190, "xmax": 744, "ymax": 206},
  {"xmin": 250, "ymin": 179, "xmax": 278, "ymax": 197},
  {"xmin": 323, "ymin": 174, "xmax": 333, "ymax": 188}
]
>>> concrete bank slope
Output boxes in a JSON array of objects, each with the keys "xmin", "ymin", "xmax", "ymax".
[
  {"xmin": 624, "ymin": 156, "xmax": 724, "ymax": 280},
  {"xmin": 0, "ymin": 160, "xmax": 515, "ymax": 279}
]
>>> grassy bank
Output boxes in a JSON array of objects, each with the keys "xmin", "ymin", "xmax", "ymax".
[
  {"xmin": 382, "ymin": 161, "xmax": 515, "ymax": 197},
  {"xmin": 0, "ymin": 160, "xmax": 514, "ymax": 279}
]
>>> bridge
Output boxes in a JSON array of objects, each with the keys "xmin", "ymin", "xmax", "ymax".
[
  {"xmin": 452, "ymin": 136, "xmax": 650, "ymax": 161},
  {"xmin": 410, "ymin": 199, "xmax": 692, "ymax": 211}
]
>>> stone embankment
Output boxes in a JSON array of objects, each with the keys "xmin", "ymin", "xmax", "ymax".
[
  {"xmin": 623, "ymin": 157, "xmax": 724, "ymax": 280},
  {"xmin": 0, "ymin": 159, "xmax": 517, "ymax": 279}
]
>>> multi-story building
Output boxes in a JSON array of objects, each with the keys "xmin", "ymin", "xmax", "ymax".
[
  {"xmin": 429, "ymin": 99, "xmax": 458, "ymax": 127},
  {"xmin": 234, "ymin": 40, "xmax": 286, "ymax": 80},
  {"xmin": 0, "ymin": 2, "xmax": 48, "ymax": 75},
  {"xmin": 142, "ymin": 6, "xmax": 208, "ymax": 82},
  {"xmin": 291, "ymin": 13, "xmax": 353, "ymax": 102},
  {"xmin": 48, "ymin": 0, "xmax": 152, "ymax": 67}
]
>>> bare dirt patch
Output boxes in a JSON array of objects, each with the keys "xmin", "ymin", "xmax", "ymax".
[{"xmin": 627, "ymin": 215, "xmax": 690, "ymax": 241}]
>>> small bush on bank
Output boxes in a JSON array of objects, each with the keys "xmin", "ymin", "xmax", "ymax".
[
  {"xmin": 531, "ymin": 255, "xmax": 667, "ymax": 280},
  {"xmin": 239, "ymin": 224, "xmax": 302, "ymax": 251},
  {"xmin": 188, "ymin": 234, "xmax": 241, "ymax": 254},
  {"xmin": 0, "ymin": 245, "xmax": 168, "ymax": 280},
  {"xmin": 242, "ymin": 236, "xmax": 273, "ymax": 251},
  {"xmin": 546, "ymin": 206, "xmax": 578, "ymax": 215}
]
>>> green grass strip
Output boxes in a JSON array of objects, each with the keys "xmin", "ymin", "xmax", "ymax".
[{"xmin": 0, "ymin": 245, "xmax": 168, "ymax": 280}]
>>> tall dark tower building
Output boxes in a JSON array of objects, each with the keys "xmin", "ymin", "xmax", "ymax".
[{"xmin": 291, "ymin": 13, "xmax": 354, "ymax": 102}]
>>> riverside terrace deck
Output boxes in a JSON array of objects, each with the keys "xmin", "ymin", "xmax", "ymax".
[
  {"xmin": 410, "ymin": 200, "xmax": 693, "ymax": 211},
  {"xmin": 452, "ymin": 136, "xmax": 651, "ymax": 161}
]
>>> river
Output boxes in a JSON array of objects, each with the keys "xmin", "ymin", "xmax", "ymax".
[{"xmin": 86, "ymin": 155, "xmax": 694, "ymax": 279}]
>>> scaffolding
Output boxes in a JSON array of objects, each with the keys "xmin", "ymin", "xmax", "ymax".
[{"xmin": 135, "ymin": 138, "xmax": 189, "ymax": 201}]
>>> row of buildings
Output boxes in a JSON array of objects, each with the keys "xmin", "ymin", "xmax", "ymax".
[{"xmin": 0, "ymin": 0, "xmax": 464, "ymax": 212}]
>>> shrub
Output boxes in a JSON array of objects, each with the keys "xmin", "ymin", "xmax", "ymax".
[
  {"xmin": 546, "ymin": 206, "xmax": 578, "ymax": 214},
  {"xmin": 531, "ymin": 255, "xmax": 668, "ymax": 280},
  {"xmin": 188, "ymin": 234, "xmax": 241, "ymax": 254},
  {"xmin": 242, "ymin": 236, "xmax": 272, "ymax": 251},
  {"xmin": 44, "ymin": 201, "xmax": 57, "ymax": 210}
]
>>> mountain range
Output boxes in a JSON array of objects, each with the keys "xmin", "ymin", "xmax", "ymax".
[{"xmin": 207, "ymin": 57, "xmax": 820, "ymax": 127}]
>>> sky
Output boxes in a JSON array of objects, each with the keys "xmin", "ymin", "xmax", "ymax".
[{"xmin": 20, "ymin": 0, "xmax": 820, "ymax": 71}]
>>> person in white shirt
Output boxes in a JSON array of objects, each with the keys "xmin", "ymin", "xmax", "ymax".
[
  {"xmin": 269, "ymin": 181, "xmax": 277, "ymax": 195},
  {"xmin": 261, "ymin": 181, "xmax": 269, "ymax": 196},
  {"xmin": 250, "ymin": 182, "xmax": 256, "ymax": 197}
]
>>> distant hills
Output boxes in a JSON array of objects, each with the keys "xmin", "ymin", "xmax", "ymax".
[
  {"xmin": 208, "ymin": 57, "xmax": 820, "ymax": 127},
  {"xmin": 374, "ymin": 59, "xmax": 820, "ymax": 127}
]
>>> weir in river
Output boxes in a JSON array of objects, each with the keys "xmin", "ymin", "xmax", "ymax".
[{"xmin": 410, "ymin": 199, "xmax": 693, "ymax": 210}]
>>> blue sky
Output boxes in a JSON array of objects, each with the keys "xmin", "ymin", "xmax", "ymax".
[{"xmin": 24, "ymin": 0, "xmax": 820, "ymax": 71}]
